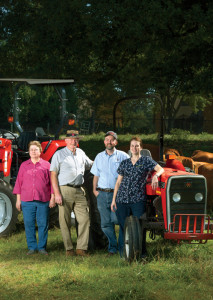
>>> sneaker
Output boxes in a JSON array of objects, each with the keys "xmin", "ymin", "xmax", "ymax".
[
  {"xmin": 27, "ymin": 250, "xmax": 36, "ymax": 255},
  {"xmin": 66, "ymin": 250, "xmax": 75, "ymax": 257},
  {"xmin": 39, "ymin": 249, "xmax": 48, "ymax": 255},
  {"xmin": 76, "ymin": 249, "xmax": 89, "ymax": 257}
]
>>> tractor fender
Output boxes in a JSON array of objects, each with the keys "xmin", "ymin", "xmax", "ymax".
[{"xmin": 0, "ymin": 138, "xmax": 13, "ymax": 177}]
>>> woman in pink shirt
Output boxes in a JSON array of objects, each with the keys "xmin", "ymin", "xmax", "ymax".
[{"xmin": 13, "ymin": 141, "xmax": 55, "ymax": 255}]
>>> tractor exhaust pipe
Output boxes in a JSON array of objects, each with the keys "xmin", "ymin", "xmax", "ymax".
[
  {"xmin": 13, "ymin": 91, "xmax": 23, "ymax": 134},
  {"xmin": 54, "ymin": 87, "xmax": 68, "ymax": 140}
]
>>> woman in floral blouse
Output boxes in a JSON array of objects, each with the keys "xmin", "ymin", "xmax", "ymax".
[{"xmin": 111, "ymin": 136, "xmax": 164, "ymax": 256}]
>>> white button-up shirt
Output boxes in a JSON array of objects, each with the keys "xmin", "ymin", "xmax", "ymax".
[{"xmin": 50, "ymin": 147, "xmax": 93, "ymax": 186}]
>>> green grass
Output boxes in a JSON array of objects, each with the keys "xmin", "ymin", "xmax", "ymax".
[
  {"xmin": 1, "ymin": 226, "xmax": 213, "ymax": 300},
  {"xmin": 2, "ymin": 132, "xmax": 213, "ymax": 300}
]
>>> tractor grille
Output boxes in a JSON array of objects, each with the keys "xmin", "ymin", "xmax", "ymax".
[{"xmin": 166, "ymin": 176, "xmax": 207, "ymax": 232}]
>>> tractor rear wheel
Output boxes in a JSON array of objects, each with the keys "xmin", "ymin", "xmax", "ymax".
[
  {"xmin": 49, "ymin": 206, "xmax": 59, "ymax": 228},
  {"xmin": 0, "ymin": 180, "xmax": 18, "ymax": 237},
  {"xmin": 83, "ymin": 171, "xmax": 108, "ymax": 250},
  {"xmin": 139, "ymin": 216, "xmax": 147, "ymax": 258},
  {"xmin": 124, "ymin": 216, "xmax": 142, "ymax": 261}
]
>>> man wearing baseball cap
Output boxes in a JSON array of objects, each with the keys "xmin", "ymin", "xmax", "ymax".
[
  {"xmin": 91, "ymin": 131, "xmax": 129, "ymax": 256},
  {"xmin": 50, "ymin": 130, "xmax": 93, "ymax": 257}
]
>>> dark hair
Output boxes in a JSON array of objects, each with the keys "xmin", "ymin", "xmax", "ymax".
[
  {"xmin": 130, "ymin": 136, "xmax": 143, "ymax": 148},
  {"xmin": 28, "ymin": 140, "xmax": 42, "ymax": 152}
]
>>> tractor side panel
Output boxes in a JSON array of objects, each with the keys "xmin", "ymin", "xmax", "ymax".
[{"xmin": 40, "ymin": 140, "xmax": 66, "ymax": 162}]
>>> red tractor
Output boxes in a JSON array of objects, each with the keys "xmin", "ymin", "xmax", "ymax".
[
  {"xmin": 124, "ymin": 156, "xmax": 213, "ymax": 261},
  {"xmin": 0, "ymin": 79, "xmax": 106, "ymax": 250},
  {"xmin": 0, "ymin": 79, "xmax": 74, "ymax": 237}
]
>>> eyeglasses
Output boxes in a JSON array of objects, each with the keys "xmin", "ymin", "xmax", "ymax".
[{"xmin": 29, "ymin": 148, "xmax": 40, "ymax": 152}]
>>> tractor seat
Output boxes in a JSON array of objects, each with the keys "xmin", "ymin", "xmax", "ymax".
[
  {"xmin": 35, "ymin": 127, "xmax": 46, "ymax": 137},
  {"xmin": 17, "ymin": 131, "xmax": 37, "ymax": 152},
  {"xmin": 35, "ymin": 127, "xmax": 53, "ymax": 143},
  {"xmin": 128, "ymin": 149, "xmax": 152, "ymax": 158},
  {"xmin": 140, "ymin": 149, "xmax": 152, "ymax": 157}
]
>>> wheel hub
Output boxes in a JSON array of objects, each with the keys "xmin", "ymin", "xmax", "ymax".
[
  {"xmin": 0, "ymin": 193, "xmax": 12, "ymax": 232},
  {"xmin": 125, "ymin": 227, "xmax": 130, "ymax": 258}
]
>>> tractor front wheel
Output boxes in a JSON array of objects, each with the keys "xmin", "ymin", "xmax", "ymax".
[
  {"xmin": 0, "ymin": 180, "xmax": 18, "ymax": 237},
  {"xmin": 124, "ymin": 216, "xmax": 142, "ymax": 261}
]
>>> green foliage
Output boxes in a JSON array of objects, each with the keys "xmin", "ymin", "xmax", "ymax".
[
  {"xmin": 1, "ymin": 0, "xmax": 213, "ymax": 123},
  {"xmin": 170, "ymin": 128, "xmax": 191, "ymax": 142},
  {"xmin": 184, "ymin": 94, "xmax": 210, "ymax": 113},
  {"xmin": 0, "ymin": 83, "xmax": 78, "ymax": 132},
  {"xmin": 120, "ymin": 98, "xmax": 156, "ymax": 134}
]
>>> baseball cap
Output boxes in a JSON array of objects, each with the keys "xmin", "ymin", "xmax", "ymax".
[{"xmin": 105, "ymin": 131, "xmax": 118, "ymax": 140}]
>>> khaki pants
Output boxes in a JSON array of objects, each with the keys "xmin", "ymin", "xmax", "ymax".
[{"xmin": 59, "ymin": 186, "xmax": 90, "ymax": 251}]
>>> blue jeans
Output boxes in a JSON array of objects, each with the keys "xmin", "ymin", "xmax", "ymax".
[
  {"xmin": 97, "ymin": 191, "xmax": 120, "ymax": 253},
  {"xmin": 116, "ymin": 202, "xmax": 146, "ymax": 256},
  {"xmin": 21, "ymin": 201, "xmax": 50, "ymax": 251}
]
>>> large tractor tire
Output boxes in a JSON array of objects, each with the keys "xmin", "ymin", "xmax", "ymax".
[
  {"xmin": 83, "ymin": 171, "xmax": 108, "ymax": 250},
  {"xmin": 0, "ymin": 180, "xmax": 18, "ymax": 237},
  {"xmin": 49, "ymin": 205, "xmax": 59, "ymax": 228},
  {"xmin": 124, "ymin": 215, "xmax": 142, "ymax": 261}
]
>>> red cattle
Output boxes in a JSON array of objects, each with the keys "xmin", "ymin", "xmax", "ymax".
[
  {"xmin": 196, "ymin": 163, "xmax": 213, "ymax": 210},
  {"xmin": 176, "ymin": 156, "xmax": 195, "ymax": 171},
  {"xmin": 191, "ymin": 150, "xmax": 213, "ymax": 163},
  {"xmin": 193, "ymin": 161, "xmax": 208, "ymax": 174}
]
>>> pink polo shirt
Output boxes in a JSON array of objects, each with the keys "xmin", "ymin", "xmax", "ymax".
[{"xmin": 13, "ymin": 158, "xmax": 53, "ymax": 202}]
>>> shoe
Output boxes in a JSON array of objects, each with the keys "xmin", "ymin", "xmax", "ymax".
[
  {"xmin": 66, "ymin": 250, "xmax": 75, "ymax": 257},
  {"xmin": 39, "ymin": 249, "xmax": 48, "ymax": 255},
  {"xmin": 76, "ymin": 249, "xmax": 89, "ymax": 257},
  {"xmin": 27, "ymin": 250, "xmax": 36, "ymax": 255}
]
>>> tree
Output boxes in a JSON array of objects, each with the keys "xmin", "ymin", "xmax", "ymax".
[{"xmin": 1, "ymin": 0, "xmax": 213, "ymax": 129}]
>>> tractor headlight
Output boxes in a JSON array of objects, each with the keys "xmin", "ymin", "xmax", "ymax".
[
  {"xmin": 195, "ymin": 193, "xmax": 203, "ymax": 202},
  {"xmin": 172, "ymin": 193, "xmax": 181, "ymax": 202}
]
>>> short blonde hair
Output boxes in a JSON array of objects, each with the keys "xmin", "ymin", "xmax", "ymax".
[{"xmin": 28, "ymin": 141, "xmax": 42, "ymax": 152}]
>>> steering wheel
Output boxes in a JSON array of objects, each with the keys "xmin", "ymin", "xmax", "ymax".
[{"xmin": 0, "ymin": 129, "xmax": 18, "ymax": 143}]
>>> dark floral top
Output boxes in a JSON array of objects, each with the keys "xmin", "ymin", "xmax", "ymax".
[{"xmin": 116, "ymin": 156, "xmax": 157, "ymax": 204}]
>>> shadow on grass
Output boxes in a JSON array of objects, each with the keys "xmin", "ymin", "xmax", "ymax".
[{"xmin": 137, "ymin": 235, "xmax": 213, "ymax": 265}]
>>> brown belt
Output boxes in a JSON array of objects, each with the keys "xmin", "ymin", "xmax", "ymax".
[
  {"xmin": 97, "ymin": 188, "xmax": 114, "ymax": 193},
  {"xmin": 66, "ymin": 184, "xmax": 81, "ymax": 188}
]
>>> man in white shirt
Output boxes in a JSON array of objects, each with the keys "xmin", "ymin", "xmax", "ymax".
[{"xmin": 50, "ymin": 130, "xmax": 93, "ymax": 256}]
